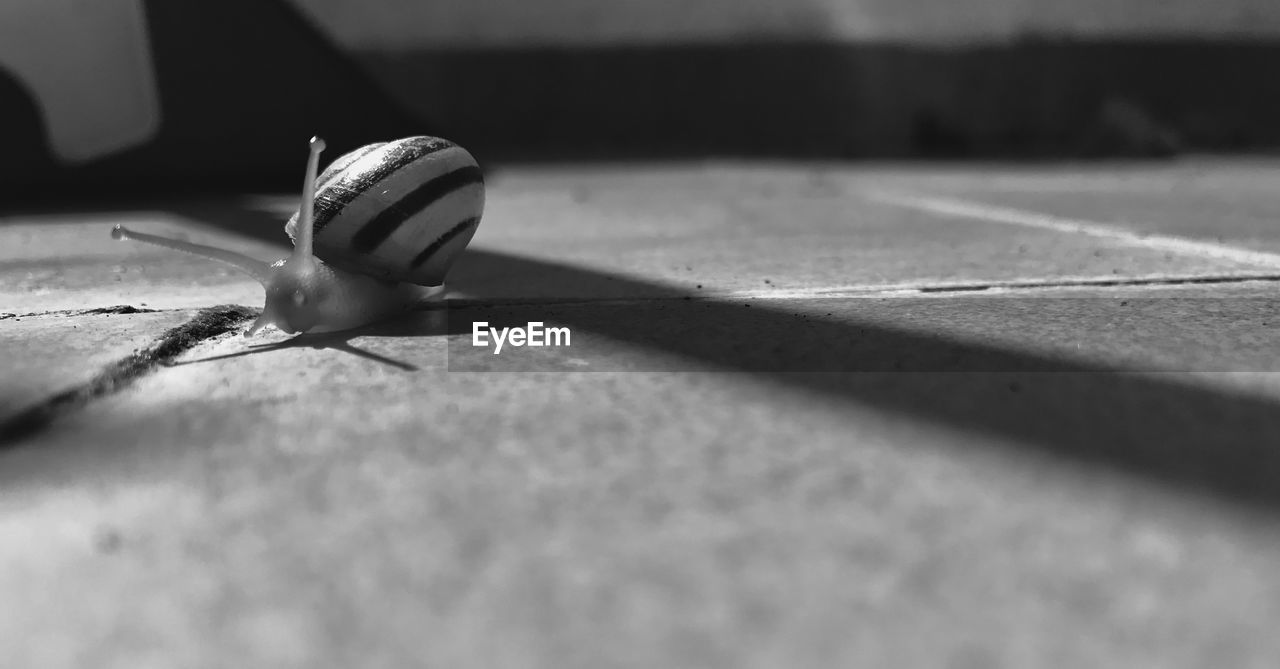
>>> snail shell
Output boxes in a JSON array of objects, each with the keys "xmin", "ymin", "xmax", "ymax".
[{"xmin": 285, "ymin": 136, "xmax": 484, "ymax": 287}]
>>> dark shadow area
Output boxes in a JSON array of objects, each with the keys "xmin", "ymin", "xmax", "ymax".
[
  {"xmin": 5, "ymin": 189, "xmax": 1280, "ymax": 513},
  {"xmin": 0, "ymin": 66, "xmax": 55, "ymax": 181},
  {"xmin": 99, "ymin": 233, "xmax": 1280, "ymax": 513},
  {"xmin": 446, "ymin": 249, "xmax": 1280, "ymax": 514}
]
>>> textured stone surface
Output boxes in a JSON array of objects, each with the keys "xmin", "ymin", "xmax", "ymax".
[
  {"xmin": 6, "ymin": 300, "xmax": 1280, "ymax": 667},
  {"xmin": 457, "ymin": 164, "xmax": 1280, "ymax": 300},
  {"xmin": 5, "ymin": 160, "xmax": 1280, "ymax": 668},
  {"xmin": 7, "ymin": 164, "xmax": 1280, "ymax": 313},
  {"xmin": 0, "ymin": 309, "xmax": 194, "ymax": 417}
]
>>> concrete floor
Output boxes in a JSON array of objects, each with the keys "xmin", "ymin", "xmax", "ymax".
[{"xmin": 4, "ymin": 159, "xmax": 1280, "ymax": 668}]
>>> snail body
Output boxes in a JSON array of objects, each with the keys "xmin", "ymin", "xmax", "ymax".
[{"xmin": 112, "ymin": 135, "xmax": 483, "ymax": 336}]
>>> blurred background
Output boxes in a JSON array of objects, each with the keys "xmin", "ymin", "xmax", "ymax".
[{"xmin": 3, "ymin": 0, "xmax": 1280, "ymax": 198}]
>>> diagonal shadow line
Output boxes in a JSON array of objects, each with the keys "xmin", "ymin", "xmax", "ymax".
[
  {"xmin": 139, "ymin": 201, "xmax": 1280, "ymax": 513},
  {"xmin": 452, "ymin": 249, "xmax": 1280, "ymax": 513}
]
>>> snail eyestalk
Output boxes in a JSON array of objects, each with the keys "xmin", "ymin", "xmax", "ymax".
[
  {"xmin": 107, "ymin": 135, "xmax": 481, "ymax": 339},
  {"xmin": 293, "ymin": 136, "xmax": 326, "ymax": 268},
  {"xmin": 111, "ymin": 224, "xmax": 271, "ymax": 285}
]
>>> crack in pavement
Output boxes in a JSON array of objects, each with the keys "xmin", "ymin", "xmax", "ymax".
[
  {"xmin": 914, "ymin": 274, "xmax": 1280, "ymax": 294},
  {"xmin": 443, "ymin": 274, "xmax": 1280, "ymax": 307},
  {"xmin": 5, "ymin": 272, "xmax": 1279, "ymax": 321},
  {"xmin": 0, "ymin": 305, "xmax": 258, "ymax": 448},
  {"xmin": 0, "ymin": 305, "xmax": 165, "ymax": 320}
]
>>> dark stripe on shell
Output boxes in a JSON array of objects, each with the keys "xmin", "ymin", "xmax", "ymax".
[
  {"xmin": 311, "ymin": 137, "xmax": 454, "ymax": 237},
  {"xmin": 350, "ymin": 166, "xmax": 485, "ymax": 254},
  {"xmin": 410, "ymin": 217, "xmax": 481, "ymax": 268}
]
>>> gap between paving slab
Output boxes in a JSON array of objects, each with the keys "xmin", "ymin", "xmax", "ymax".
[
  {"xmin": 1, "ymin": 308, "xmax": 192, "ymax": 417},
  {"xmin": 0, "ymin": 305, "xmax": 257, "ymax": 447}
]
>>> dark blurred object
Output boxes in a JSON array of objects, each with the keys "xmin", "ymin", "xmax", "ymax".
[{"xmin": 0, "ymin": 0, "xmax": 419, "ymax": 200}]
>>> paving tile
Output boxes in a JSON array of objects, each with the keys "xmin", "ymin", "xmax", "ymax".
[
  {"xmin": 3, "ymin": 283, "xmax": 1280, "ymax": 667},
  {"xmin": 861, "ymin": 159, "xmax": 1280, "ymax": 197},
  {"xmin": 871, "ymin": 159, "xmax": 1280, "ymax": 252},
  {"xmin": 936, "ymin": 188, "xmax": 1280, "ymax": 253},
  {"xmin": 0, "ymin": 309, "xmax": 194, "ymax": 418},
  {"xmin": 456, "ymin": 165, "xmax": 1277, "ymax": 300}
]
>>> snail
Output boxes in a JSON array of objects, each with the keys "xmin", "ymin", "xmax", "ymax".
[{"xmin": 111, "ymin": 135, "xmax": 484, "ymax": 336}]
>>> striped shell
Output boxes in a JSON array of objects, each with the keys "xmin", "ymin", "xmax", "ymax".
[{"xmin": 284, "ymin": 136, "xmax": 484, "ymax": 286}]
